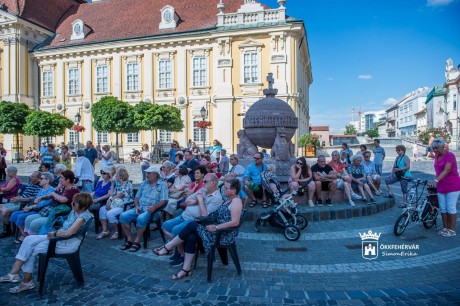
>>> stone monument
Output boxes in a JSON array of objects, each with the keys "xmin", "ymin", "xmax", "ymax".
[{"xmin": 237, "ymin": 73, "xmax": 298, "ymax": 182}]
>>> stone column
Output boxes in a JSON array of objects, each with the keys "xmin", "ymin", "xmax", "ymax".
[{"xmin": 2, "ymin": 38, "xmax": 10, "ymax": 99}]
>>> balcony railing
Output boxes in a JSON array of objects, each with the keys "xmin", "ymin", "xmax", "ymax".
[{"xmin": 217, "ymin": 5, "xmax": 285, "ymax": 27}]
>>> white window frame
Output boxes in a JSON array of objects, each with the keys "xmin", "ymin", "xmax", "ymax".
[
  {"xmin": 42, "ymin": 70, "xmax": 53, "ymax": 97},
  {"xmin": 192, "ymin": 57, "xmax": 207, "ymax": 87},
  {"xmin": 126, "ymin": 132, "xmax": 140, "ymax": 143},
  {"xmin": 159, "ymin": 130, "xmax": 173, "ymax": 143},
  {"xmin": 96, "ymin": 64, "xmax": 109, "ymax": 94},
  {"xmin": 68, "ymin": 67, "xmax": 80, "ymax": 95},
  {"xmin": 126, "ymin": 62, "xmax": 139, "ymax": 91},
  {"xmin": 243, "ymin": 52, "xmax": 259, "ymax": 84},
  {"xmin": 96, "ymin": 132, "xmax": 109, "ymax": 144},
  {"xmin": 68, "ymin": 130, "xmax": 78, "ymax": 144},
  {"xmin": 193, "ymin": 120, "xmax": 208, "ymax": 143},
  {"xmin": 158, "ymin": 59, "xmax": 172, "ymax": 89}
]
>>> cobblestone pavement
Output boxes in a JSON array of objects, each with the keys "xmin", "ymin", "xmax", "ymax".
[{"xmin": 0, "ymin": 160, "xmax": 459, "ymax": 305}]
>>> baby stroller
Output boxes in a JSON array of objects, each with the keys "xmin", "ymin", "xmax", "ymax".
[{"xmin": 254, "ymin": 171, "xmax": 310, "ymax": 241}]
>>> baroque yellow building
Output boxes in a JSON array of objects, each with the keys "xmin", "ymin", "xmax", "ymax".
[{"xmin": 0, "ymin": 0, "xmax": 312, "ymax": 158}]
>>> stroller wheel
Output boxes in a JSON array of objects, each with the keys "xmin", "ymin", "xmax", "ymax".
[
  {"xmin": 284, "ymin": 225, "xmax": 300, "ymax": 241},
  {"xmin": 254, "ymin": 218, "xmax": 263, "ymax": 232},
  {"xmin": 295, "ymin": 215, "xmax": 308, "ymax": 230}
]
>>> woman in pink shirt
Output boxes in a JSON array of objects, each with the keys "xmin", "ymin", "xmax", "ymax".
[{"xmin": 431, "ymin": 138, "xmax": 460, "ymax": 237}]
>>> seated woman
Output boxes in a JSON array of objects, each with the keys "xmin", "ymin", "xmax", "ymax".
[
  {"xmin": 328, "ymin": 150, "xmax": 361, "ymax": 206},
  {"xmin": 199, "ymin": 155, "xmax": 211, "ymax": 172},
  {"xmin": 361, "ymin": 151, "xmax": 381, "ymax": 195},
  {"xmin": 160, "ymin": 161, "xmax": 176, "ymax": 188},
  {"xmin": 209, "ymin": 162, "xmax": 222, "ymax": 179},
  {"xmin": 0, "ymin": 166, "xmax": 21, "ymax": 203},
  {"xmin": 52, "ymin": 164, "xmax": 67, "ymax": 188},
  {"xmin": 23, "ymin": 170, "xmax": 80, "ymax": 235},
  {"xmin": 89, "ymin": 166, "xmax": 112, "ymax": 213},
  {"xmin": 177, "ymin": 166, "xmax": 207, "ymax": 211},
  {"xmin": 0, "ymin": 193, "xmax": 93, "ymax": 294},
  {"xmin": 154, "ymin": 178, "xmax": 243, "ymax": 280},
  {"xmin": 289, "ymin": 157, "xmax": 316, "ymax": 207},
  {"xmin": 164, "ymin": 166, "xmax": 191, "ymax": 218},
  {"xmin": 10, "ymin": 172, "xmax": 55, "ymax": 243},
  {"xmin": 347, "ymin": 155, "xmax": 376, "ymax": 204},
  {"xmin": 97, "ymin": 167, "xmax": 133, "ymax": 240}
]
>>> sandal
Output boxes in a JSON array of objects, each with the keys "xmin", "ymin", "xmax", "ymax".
[
  {"xmin": 9, "ymin": 281, "xmax": 35, "ymax": 294},
  {"xmin": 441, "ymin": 229, "xmax": 457, "ymax": 237},
  {"xmin": 262, "ymin": 201, "xmax": 268, "ymax": 208},
  {"xmin": 128, "ymin": 242, "xmax": 142, "ymax": 252},
  {"xmin": 0, "ymin": 273, "xmax": 20, "ymax": 283},
  {"xmin": 171, "ymin": 269, "xmax": 191, "ymax": 280},
  {"xmin": 96, "ymin": 231, "xmax": 110, "ymax": 240},
  {"xmin": 119, "ymin": 241, "xmax": 133, "ymax": 251},
  {"xmin": 249, "ymin": 200, "xmax": 257, "ymax": 207},
  {"xmin": 110, "ymin": 232, "xmax": 119, "ymax": 240},
  {"xmin": 153, "ymin": 244, "xmax": 173, "ymax": 256}
]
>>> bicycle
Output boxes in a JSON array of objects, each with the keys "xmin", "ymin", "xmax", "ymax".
[{"xmin": 393, "ymin": 177, "xmax": 440, "ymax": 236}]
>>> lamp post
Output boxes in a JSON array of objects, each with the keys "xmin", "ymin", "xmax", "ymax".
[
  {"xmin": 74, "ymin": 111, "xmax": 81, "ymax": 150},
  {"xmin": 200, "ymin": 106, "xmax": 207, "ymax": 151}
]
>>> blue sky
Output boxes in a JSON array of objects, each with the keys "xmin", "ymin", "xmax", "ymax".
[{"xmin": 261, "ymin": 0, "xmax": 460, "ymax": 133}]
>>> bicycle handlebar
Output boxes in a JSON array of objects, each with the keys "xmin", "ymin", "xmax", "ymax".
[{"xmin": 400, "ymin": 177, "xmax": 428, "ymax": 186}]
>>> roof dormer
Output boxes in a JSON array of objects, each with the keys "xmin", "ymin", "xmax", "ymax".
[
  {"xmin": 71, "ymin": 19, "xmax": 91, "ymax": 41},
  {"xmin": 159, "ymin": 5, "xmax": 179, "ymax": 30}
]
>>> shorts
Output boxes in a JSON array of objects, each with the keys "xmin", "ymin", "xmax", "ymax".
[
  {"xmin": 337, "ymin": 179, "xmax": 344, "ymax": 190},
  {"xmin": 321, "ymin": 182, "xmax": 330, "ymax": 191}
]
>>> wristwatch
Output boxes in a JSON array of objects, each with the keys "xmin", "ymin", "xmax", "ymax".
[{"xmin": 434, "ymin": 179, "xmax": 439, "ymax": 183}]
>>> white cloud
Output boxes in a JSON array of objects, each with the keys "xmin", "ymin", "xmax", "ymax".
[
  {"xmin": 327, "ymin": 77, "xmax": 335, "ymax": 81},
  {"xmin": 383, "ymin": 97, "xmax": 398, "ymax": 106},
  {"xmin": 426, "ymin": 0, "xmax": 455, "ymax": 6},
  {"xmin": 358, "ymin": 75, "xmax": 373, "ymax": 80}
]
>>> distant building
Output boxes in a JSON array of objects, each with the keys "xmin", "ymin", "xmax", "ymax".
[
  {"xmin": 414, "ymin": 108, "xmax": 427, "ymax": 134},
  {"xmin": 443, "ymin": 58, "xmax": 460, "ymax": 149},
  {"xmin": 310, "ymin": 126, "xmax": 330, "ymax": 146},
  {"xmin": 425, "ymin": 86, "xmax": 447, "ymax": 130},
  {"xmin": 360, "ymin": 110, "xmax": 386, "ymax": 133}
]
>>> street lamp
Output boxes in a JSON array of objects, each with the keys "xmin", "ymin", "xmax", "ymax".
[
  {"xmin": 200, "ymin": 106, "xmax": 207, "ymax": 151},
  {"xmin": 74, "ymin": 111, "xmax": 81, "ymax": 150}
]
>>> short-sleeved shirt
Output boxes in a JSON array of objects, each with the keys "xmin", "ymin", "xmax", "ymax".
[
  {"xmin": 60, "ymin": 210, "xmax": 93, "ymax": 232},
  {"xmin": 219, "ymin": 155, "xmax": 230, "ymax": 173},
  {"xmin": 328, "ymin": 161, "xmax": 345, "ymax": 174},
  {"xmin": 36, "ymin": 186, "xmax": 55, "ymax": 208},
  {"xmin": 55, "ymin": 186, "xmax": 80, "ymax": 207},
  {"xmin": 113, "ymin": 180, "xmax": 134, "ymax": 205},
  {"xmin": 373, "ymin": 146, "xmax": 386, "ymax": 164},
  {"xmin": 19, "ymin": 182, "xmax": 41, "ymax": 199},
  {"xmin": 183, "ymin": 158, "xmax": 199, "ymax": 181},
  {"xmin": 311, "ymin": 164, "xmax": 334, "ymax": 178},
  {"xmin": 244, "ymin": 163, "xmax": 267, "ymax": 185},
  {"xmin": 362, "ymin": 161, "xmax": 376, "ymax": 176},
  {"xmin": 136, "ymin": 180, "xmax": 168, "ymax": 208},
  {"xmin": 41, "ymin": 152, "xmax": 58, "ymax": 171},
  {"xmin": 182, "ymin": 189, "xmax": 223, "ymax": 220},
  {"xmin": 84, "ymin": 148, "xmax": 98, "ymax": 165},
  {"xmin": 229, "ymin": 164, "xmax": 245, "ymax": 184},
  {"xmin": 94, "ymin": 180, "xmax": 112, "ymax": 199},
  {"xmin": 434, "ymin": 151, "xmax": 460, "ymax": 193}
]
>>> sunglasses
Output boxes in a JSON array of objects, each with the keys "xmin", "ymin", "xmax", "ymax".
[
  {"xmin": 254, "ymin": 157, "xmax": 261, "ymax": 160},
  {"xmin": 100, "ymin": 171, "xmax": 108, "ymax": 175},
  {"xmin": 297, "ymin": 161, "xmax": 303, "ymax": 165},
  {"xmin": 40, "ymin": 177, "xmax": 47, "ymax": 180},
  {"xmin": 203, "ymin": 180, "xmax": 209, "ymax": 183}
]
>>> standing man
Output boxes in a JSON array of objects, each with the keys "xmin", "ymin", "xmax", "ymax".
[
  {"xmin": 311, "ymin": 155, "xmax": 338, "ymax": 206},
  {"xmin": 183, "ymin": 150, "xmax": 199, "ymax": 181},
  {"xmin": 74, "ymin": 150, "xmax": 95, "ymax": 192},
  {"xmin": 372, "ymin": 139, "xmax": 385, "ymax": 176},
  {"xmin": 40, "ymin": 144, "xmax": 60, "ymax": 173},
  {"xmin": 84, "ymin": 141, "xmax": 98, "ymax": 167},
  {"xmin": 244, "ymin": 152, "xmax": 267, "ymax": 207},
  {"xmin": 39, "ymin": 141, "xmax": 48, "ymax": 158},
  {"xmin": 119, "ymin": 166, "xmax": 168, "ymax": 253},
  {"xmin": 219, "ymin": 149, "xmax": 230, "ymax": 175}
]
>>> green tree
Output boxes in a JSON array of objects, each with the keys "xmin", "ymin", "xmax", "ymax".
[
  {"xmin": 23, "ymin": 111, "xmax": 74, "ymax": 137},
  {"xmin": 344, "ymin": 124, "xmax": 357, "ymax": 135},
  {"xmin": 364, "ymin": 126, "xmax": 379, "ymax": 139},
  {"xmin": 92, "ymin": 96, "xmax": 137, "ymax": 158},
  {"xmin": 0, "ymin": 102, "xmax": 32, "ymax": 160},
  {"xmin": 418, "ymin": 127, "xmax": 451, "ymax": 145},
  {"xmin": 298, "ymin": 133, "xmax": 320, "ymax": 147}
]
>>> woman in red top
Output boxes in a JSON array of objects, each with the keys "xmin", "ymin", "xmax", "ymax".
[
  {"xmin": 328, "ymin": 151, "xmax": 361, "ymax": 206},
  {"xmin": 431, "ymin": 138, "xmax": 460, "ymax": 237},
  {"xmin": 179, "ymin": 166, "xmax": 207, "ymax": 210}
]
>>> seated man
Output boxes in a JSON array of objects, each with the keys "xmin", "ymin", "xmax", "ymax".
[
  {"xmin": 244, "ymin": 152, "xmax": 267, "ymax": 207},
  {"xmin": 311, "ymin": 155, "xmax": 338, "ymax": 206},
  {"xmin": 119, "ymin": 166, "xmax": 168, "ymax": 253},
  {"xmin": 161, "ymin": 173, "xmax": 222, "ymax": 266},
  {"xmin": 0, "ymin": 171, "xmax": 42, "ymax": 238},
  {"xmin": 361, "ymin": 151, "xmax": 381, "ymax": 195}
]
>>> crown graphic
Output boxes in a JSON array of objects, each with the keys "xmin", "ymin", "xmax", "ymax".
[{"xmin": 359, "ymin": 230, "xmax": 381, "ymax": 240}]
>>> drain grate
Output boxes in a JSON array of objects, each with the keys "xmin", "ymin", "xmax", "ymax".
[
  {"xmin": 345, "ymin": 244, "xmax": 362, "ymax": 249},
  {"xmin": 275, "ymin": 247, "xmax": 308, "ymax": 252}
]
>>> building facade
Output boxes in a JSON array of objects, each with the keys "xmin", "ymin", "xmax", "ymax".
[
  {"xmin": 0, "ymin": 0, "xmax": 312, "ymax": 157},
  {"xmin": 444, "ymin": 58, "xmax": 460, "ymax": 149}
]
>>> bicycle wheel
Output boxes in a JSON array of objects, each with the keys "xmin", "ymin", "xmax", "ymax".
[
  {"xmin": 423, "ymin": 208, "xmax": 437, "ymax": 229},
  {"xmin": 394, "ymin": 213, "xmax": 410, "ymax": 236},
  {"xmin": 294, "ymin": 215, "xmax": 308, "ymax": 230},
  {"xmin": 284, "ymin": 225, "xmax": 301, "ymax": 241}
]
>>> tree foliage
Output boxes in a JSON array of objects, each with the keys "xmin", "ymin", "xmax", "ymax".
[
  {"xmin": 23, "ymin": 111, "xmax": 74, "ymax": 137},
  {"xmin": 298, "ymin": 133, "xmax": 320, "ymax": 147},
  {"xmin": 344, "ymin": 124, "xmax": 357, "ymax": 135},
  {"xmin": 418, "ymin": 127, "xmax": 451, "ymax": 145},
  {"xmin": 364, "ymin": 126, "xmax": 379, "ymax": 139},
  {"xmin": 134, "ymin": 102, "xmax": 184, "ymax": 132},
  {"xmin": 91, "ymin": 96, "xmax": 137, "ymax": 133},
  {"xmin": 0, "ymin": 101, "xmax": 31, "ymax": 134}
]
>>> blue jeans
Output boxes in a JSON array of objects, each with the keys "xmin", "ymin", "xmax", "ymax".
[
  {"xmin": 162, "ymin": 215, "xmax": 192, "ymax": 237},
  {"xmin": 81, "ymin": 180, "xmax": 94, "ymax": 193},
  {"xmin": 119, "ymin": 208, "xmax": 151, "ymax": 228}
]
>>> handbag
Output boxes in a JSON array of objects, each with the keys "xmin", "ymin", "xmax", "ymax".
[
  {"xmin": 110, "ymin": 198, "xmax": 125, "ymax": 209},
  {"xmin": 195, "ymin": 211, "xmax": 219, "ymax": 226},
  {"xmin": 393, "ymin": 155, "xmax": 406, "ymax": 179}
]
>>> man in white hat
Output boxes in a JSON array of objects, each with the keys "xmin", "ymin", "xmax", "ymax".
[{"xmin": 119, "ymin": 165, "xmax": 168, "ymax": 252}]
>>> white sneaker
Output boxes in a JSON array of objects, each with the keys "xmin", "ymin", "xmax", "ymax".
[
  {"xmin": 307, "ymin": 200, "xmax": 315, "ymax": 207},
  {"xmin": 351, "ymin": 193, "xmax": 362, "ymax": 200},
  {"xmin": 348, "ymin": 200, "xmax": 355, "ymax": 207}
]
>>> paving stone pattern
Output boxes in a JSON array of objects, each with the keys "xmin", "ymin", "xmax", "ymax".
[{"xmin": 0, "ymin": 160, "xmax": 459, "ymax": 305}]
